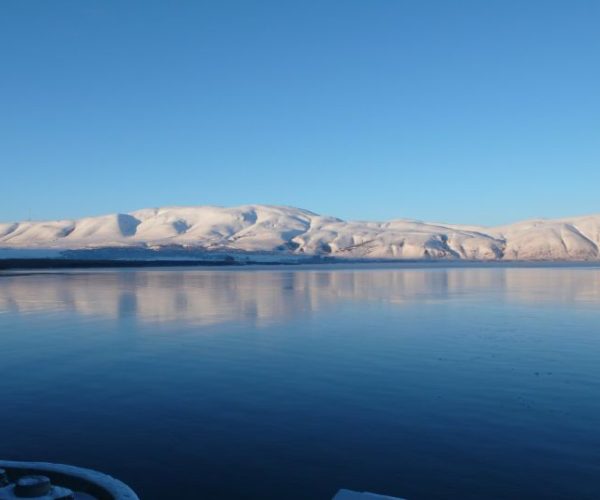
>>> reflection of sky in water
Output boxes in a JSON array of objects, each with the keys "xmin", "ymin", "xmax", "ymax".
[
  {"xmin": 1, "ymin": 266, "xmax": 600, "ymax": 325},
  {"xmin": 1, "ymin": 266, "xmax": 600, "ymax": 499}
]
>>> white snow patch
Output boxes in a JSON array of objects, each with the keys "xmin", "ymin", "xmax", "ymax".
[{"xmin": 1, "ymin": 205, "xmax": 599, "ymax": 261}]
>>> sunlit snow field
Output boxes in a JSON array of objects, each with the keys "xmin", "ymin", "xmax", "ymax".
[{"xmin": 1, "ymin": 264, "xmax": 599, "ymax": 499}]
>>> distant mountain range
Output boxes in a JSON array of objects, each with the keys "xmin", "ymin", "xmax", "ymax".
[{"xmin": 1, "ymin": 205, "xmax": 600, "ymax": 261}]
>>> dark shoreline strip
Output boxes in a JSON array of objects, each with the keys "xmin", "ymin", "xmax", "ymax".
[{"xmin": 0, "ymin": 259, "xmax": 245, "ymax": 270}]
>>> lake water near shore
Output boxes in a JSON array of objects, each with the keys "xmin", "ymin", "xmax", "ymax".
[{"xmin": 1, "ymin": 265, "xmax": 599, "ymax": 499}]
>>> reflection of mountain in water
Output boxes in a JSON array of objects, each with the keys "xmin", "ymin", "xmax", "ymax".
[{"xmin": 1, "ymin": 267, "xmax": 600, "ymax": 325}]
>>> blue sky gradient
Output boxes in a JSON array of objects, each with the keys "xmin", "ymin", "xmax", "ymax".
[{"xmin": 1, "ymin": 1, "xmax": 599, "ymax": 225}]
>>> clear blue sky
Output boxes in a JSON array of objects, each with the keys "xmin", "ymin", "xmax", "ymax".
[{"xmin": 1, "ymin": 1, "xmax": 599, "ymax": 225}]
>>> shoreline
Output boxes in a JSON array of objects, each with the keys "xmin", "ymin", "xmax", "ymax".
[{"xmin": 1, "ymin": 258, "xmax": 599, "ymax": 271}]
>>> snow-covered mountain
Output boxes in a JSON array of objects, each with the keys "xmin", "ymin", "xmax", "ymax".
[{"xmin": 1, "ymin": 205, "xmax": 600, "ymax": 261}]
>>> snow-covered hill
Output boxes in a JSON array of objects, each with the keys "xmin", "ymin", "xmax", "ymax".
[{"xmin": 1, "ymin": 205, "xmax": 600, "ymax": 261}]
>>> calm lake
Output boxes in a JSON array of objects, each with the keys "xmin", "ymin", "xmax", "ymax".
[{"xmin": 0, "ymin": 265, "xmax": 599, "ymax": 499}]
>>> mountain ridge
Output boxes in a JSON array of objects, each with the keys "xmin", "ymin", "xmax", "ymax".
[{"xmin": 1, "ymin": 205, "xmax": 600, "ymax": 261}]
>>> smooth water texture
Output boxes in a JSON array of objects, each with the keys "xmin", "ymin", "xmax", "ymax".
[{"xmin": 0, "ymin": 265, "xmax": 599, "ymax": 499}]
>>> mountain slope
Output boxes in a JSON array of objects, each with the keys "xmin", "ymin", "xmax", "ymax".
[{"xmin": 1, "ymin": 205, "xmax": 599, "ymax": 261}]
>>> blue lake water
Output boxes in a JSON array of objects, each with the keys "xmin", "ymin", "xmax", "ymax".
[{"xmin": 0, "ymin": 265, "xmax": 599, "ymax": 499}]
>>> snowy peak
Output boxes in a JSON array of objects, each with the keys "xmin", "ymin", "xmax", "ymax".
[{"xmin": 1, "ymin": 205, "xmax": 600, "ymax": 261}]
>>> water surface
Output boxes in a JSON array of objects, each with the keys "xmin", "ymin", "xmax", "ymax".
[{"xmin": 1, "ymin": 265, "xmax": 599, "ymax": 499}]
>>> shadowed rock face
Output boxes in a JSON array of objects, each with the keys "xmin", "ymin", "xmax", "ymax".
[{"xmin": 1, "ymin": 205, "xmax": 599, "ymax": 261}]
